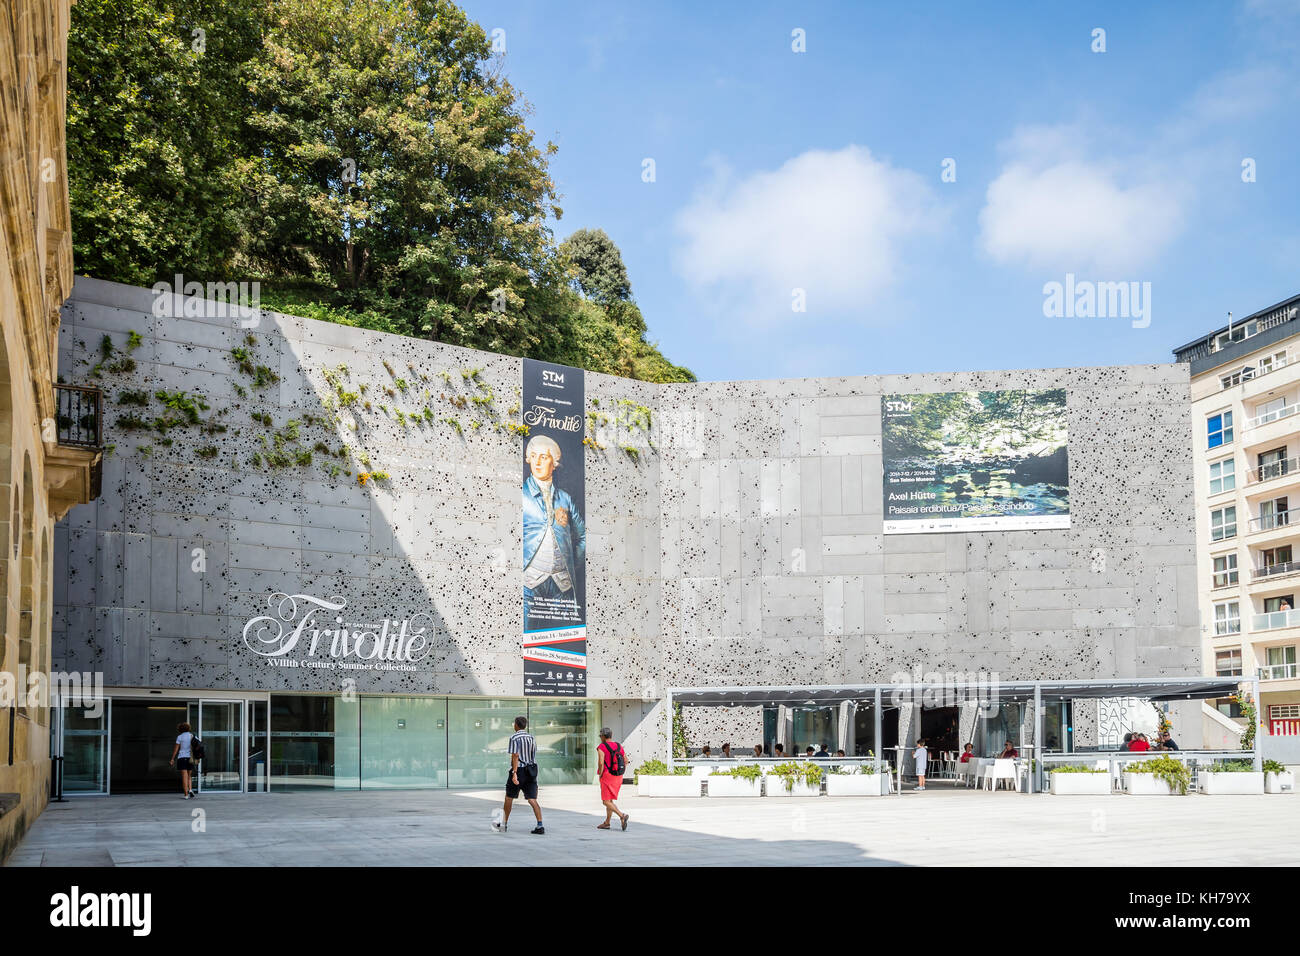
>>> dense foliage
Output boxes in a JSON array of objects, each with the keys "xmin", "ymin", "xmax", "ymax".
[{"xmin": 66, "ymin": 0, "xmax": 693, "ymax": 383}]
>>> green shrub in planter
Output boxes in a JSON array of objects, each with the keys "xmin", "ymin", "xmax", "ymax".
[
  {"xmin": 769, "ymin": 760, "xmax": 823, "ymax": 791},
  {"xmin": 1049, "ymin": 765, "xmax": 1107, "ymax": 773},
  {"xmin": 1201, "ymin": 759, "xmax": 1256, "ymax": 773},
  {"xmin": 634, "ymin": 759, "xmax": 692, "ymax": 782},
  {"xmin": 711, "ymin": 764, "xmax": 763, "ymax": 782},
  {"xmin": 1263, "ymin": 759, "xmax": 1287, "ymax": 775},
  {"xmin": 830, "ymin": 764, "xmax": 879, "ymax": 775},
  {"xmin": 1126, "ymin": 756, "xmax": 1192, "ymax": 794}
]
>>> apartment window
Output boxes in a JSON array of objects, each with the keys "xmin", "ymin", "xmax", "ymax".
[
  {"xmin": 1221, "ymin": 371, "xmax": 1243, "ymax": 389},
  {"xmin": 1264, "ymin": 595, "xmax": 1295, "ymax": 613},
  {"xmin": 1262, "ymin": 546, "xmax": 1292, "ymax": 574},
  {"xmin": 1216, "ymin": 697, "xmax": 1244, "ymax": 718},
  {"xmin": 1209, "ymin": 458, "xmax": 1235, "ymax": 495},
  {"xmin": 1210, "ymin": 506, "xmax": 1237, "ymax": 541},
  {"xmin": 1257, "ymin": 447, "xmax": 1289, "ymax": 482},
  {"xmin": 1258, "ymin": 496, "xmax": 1290, "ymax": 532},
  {"xmin": 1215, "ymin": 650, "xmax": 1243, "ymax": 677},
  {"xmin": 1208, "ymin": 411, "xmax": 1233, "ymax": 448},
  {"xmin": 1255, "ymin": 395, "xmax": 1289, "ymax": 426},
  {"xmin": 1259, "ymin": 350, "xmax": 1289, "ymax": 375},
  {"xmin": 1266, "ymin": 646, "xmax": 1297, "ymax": 667},
  {"xmin": 1271, "ymin": 704, "xmax": 1300, "ymax": 720},
  {"xmin": 1213, "ymin": 601, "xmax": 1241, "ymax": 635},
  {"xmin": 1213, "ymin": 553, "xmax": 1238, "ymax": 588},
  {"xmin": 1215, "ymin": 322, "xmax": 1258, "ymax": 351}
]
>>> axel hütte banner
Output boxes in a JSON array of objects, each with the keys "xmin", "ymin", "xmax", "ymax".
[
  {"xmin": 881, "ymin": 389, "xmax": 1070, "ymax": 534},
  {"xmin": 521, "ymin": 358, "xmax": 587, "ymax": 696}
]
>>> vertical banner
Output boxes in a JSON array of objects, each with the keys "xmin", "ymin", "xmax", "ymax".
[{"xmin": 521, "ymin": 358, "xmax": 587, "ymax": 696}]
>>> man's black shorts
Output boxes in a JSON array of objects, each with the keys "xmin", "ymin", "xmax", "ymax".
[{"xmin": 506, "ymin": 763, "xmax": 539, "ymax": 799}]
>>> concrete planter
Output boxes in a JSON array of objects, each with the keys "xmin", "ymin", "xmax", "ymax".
[
  {"xmin": 706, "ymin": 775, "xmax": 762, "ymax": 797},
  {"xmin": 1266, "ymin": 771, "xmax": 1295, "ymax": 794},
  {"xmin": 637, "ymin": 775, "xmax": 701, "ymax": 797},
  {"xmin": 825, "ymin": 773, "xmax": 887, "ymax": 796},
  {"xmin": 1123, "ymin": 773, "xmax": 1183, "ymax": 795},
  {"xmin": 764, "ymin": 775, "xmax": 821, "ymax": 797},
  {"xmin": 1049, "ymin": 772, "xmax": 1111, "ymax": 795},
  {"xmin": 1198, "ymin": 771, "xmax": 1264, "ymax": 795}
]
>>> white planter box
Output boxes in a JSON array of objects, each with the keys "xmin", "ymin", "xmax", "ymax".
[
  {"xmin": 1198, "ymin": 771, "xmax": 1265, "ymax": 795},
  {"xmin": 637, "ymin": 775, "xmax": 701, "ymax": 797},
  {"xmin": 825, "ymin": 773, "xmax": 888, "ymax": 796},
  {"xmin": 1049, "ymin": 772, "xmax": 1111, "ymax": 795},
  {"xmin": 1266, "ymin": 771, "xmax": 1295, "ymax": 794},
  {"xmin": 764, "ymin": 775, "xmax": 821, "ymax": 797},
  {"xmin": 706, "ymin": 775, "xmax": 762, "ymax": 797},
  {"xmin": 1123, "ymin": 773, "xmax": 1183, "ymax": 795}
]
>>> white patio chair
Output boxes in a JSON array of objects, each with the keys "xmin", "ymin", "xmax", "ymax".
[{"xmin": 983, "ymin": 758, "xmax": 1020, "ymax": 791}]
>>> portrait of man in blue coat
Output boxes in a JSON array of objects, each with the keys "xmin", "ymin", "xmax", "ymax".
[{"xmin": 522, "ymin": 434, "xmax": 586, "ymax": 631}]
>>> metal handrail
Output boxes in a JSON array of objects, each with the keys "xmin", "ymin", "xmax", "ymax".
[
  {"xmin": 1251, "ymin": 561, "xmax": 1300, "ymax": 580},
  {"xmin": 1249, "ymin": 511, "xmax": 1292, "ymax": 533},
  {"xmin": 1247, "ymin": 457, "xmax": 1300, "ymax": 484},
  {"xmin": 1247, "ymin": 402, "xmax": 1300, "ymax": 429},
  {"xmin": 53, "ymin": 384, "xmax": 103, "ymax": 449},
  {"xmin": 1259, "ymin": 663, "xmax": 1298, "ymax": 681}
]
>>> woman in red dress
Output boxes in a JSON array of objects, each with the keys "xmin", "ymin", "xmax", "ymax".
[{"xmin": 596, "ymin": 728, "xmax": 630, "ymax": 831}]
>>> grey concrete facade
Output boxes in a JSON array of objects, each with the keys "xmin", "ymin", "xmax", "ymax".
[{"xmin": 53, "ymin": 277, "xmax": 1202, "ymax": 759}]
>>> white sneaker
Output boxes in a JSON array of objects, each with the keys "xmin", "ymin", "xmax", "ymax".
[{"xmin": 914, "ymin": 785, "xmax": 925, "ymax": 791}]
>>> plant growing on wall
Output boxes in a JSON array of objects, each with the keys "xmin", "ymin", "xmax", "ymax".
[
  {"xmin": 671, "ymin": 703, "xmax": 687, "ymax": 759},
  {"xmin": 1232, "ymin": 693, "xmax": 1257, "ymax": 751}
]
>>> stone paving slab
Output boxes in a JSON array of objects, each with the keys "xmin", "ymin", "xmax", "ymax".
[{"xmin": 7, "ymin": 782, "xmax": 1298, "ymax": 867}]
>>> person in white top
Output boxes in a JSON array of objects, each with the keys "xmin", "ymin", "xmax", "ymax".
[
  {"xmin": 913, "ymin": 738, "xmax": 928, "ymax": 791},
  {"xmin": 170, "ymin": 721, "xmax": 197, "ymax": 799}
]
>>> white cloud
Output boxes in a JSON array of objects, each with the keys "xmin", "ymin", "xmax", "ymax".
[
  {"xmin": 673, "ymin": 146, "xmax": 942, "ymax": 325},
  {"xmin": 977, "ymin": 152, "xmax": 1185, "ymax": 274}
]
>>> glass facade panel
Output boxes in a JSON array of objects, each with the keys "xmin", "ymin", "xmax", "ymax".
[
  {"xmin": 528, "ymin": 699, "xmax": 597, "ymax": 785},
  {"xmin": 447, "ymin": 698, "xmax": 527, "ymax": 788},
  {"xmin": 248, "ymin": 700, "xmax": 269, "ymax": 792},
  {"xmin": 62, "ymin": 702, "xmax": 108, "ymax": 794},
  {"xmin": 360, "ymin": 696, "xmax": 448, "ymax": 789},
  {"xmin": 270, "ymin": 695, "xmax": 360, "ymax": 791},
  {"xmin": 199, "ymin": 700, "xmax": 244, "ymax": 793}
]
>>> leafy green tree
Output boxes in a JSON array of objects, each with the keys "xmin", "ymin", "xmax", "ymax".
[{"xmin": 559, "ymin": 228, "xmax": 632, "ymax": 306}]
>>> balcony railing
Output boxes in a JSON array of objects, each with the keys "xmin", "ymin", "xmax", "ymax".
[
  {"xmin": 1246, "ymin": 402, "xmax": 1300, "ymax": 430},
  {"xmin": 1221, "ymin": 353, "xmax": 1294, "ymax": 390},
  {"xmin": 54, "ymin": 385, "xmax": 103, "ymax": 449},
  {"xmin": 1248, "ymin": 512, "xmax": 1292, "ymax": 533},
  {"xmin": 1251, "ymin": 561, "xmax": 1300, "ymax": 581},
  {"xmin": 1251, "ymin": 608, "xmax": 1300, "ymax": 632},
  {"xmin": 1259, "ymin": 663, "xmax": 1298, "ymax": 681},
  {"xmin": 1246, "ymin": 457, "xmax": 1300, "ymax": 485}
]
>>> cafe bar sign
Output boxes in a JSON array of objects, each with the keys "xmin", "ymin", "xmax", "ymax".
[{"xmin": 242, "ymin": 593, "xmax": 432, "ymax": 672}]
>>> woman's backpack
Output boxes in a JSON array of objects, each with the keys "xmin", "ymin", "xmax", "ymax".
[
  {"xmin": 601, "ymin": 741, "xmax": 626, "ymax": 777},
  {"xmin": 191, "ymin": 736, "xmax": 205, "ymax": 762}
]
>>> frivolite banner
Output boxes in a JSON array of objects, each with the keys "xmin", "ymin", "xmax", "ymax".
[
  {"xmin": 881, "ymin": 389, "xmax": 1069, "ymax": 534},
  {"xmin": 521, "ymin": 358, "xmax": 587, "ymax": 696}
]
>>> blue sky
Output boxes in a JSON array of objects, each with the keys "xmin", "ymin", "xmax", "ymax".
[{"xmin": 460, "ymin": 0, "xmax": 1300, "ymax": 382}]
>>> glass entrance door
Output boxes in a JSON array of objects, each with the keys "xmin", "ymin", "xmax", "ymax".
[{"xmin": 197, "ymin": 700, "xmax": 245, "ymax": 793}]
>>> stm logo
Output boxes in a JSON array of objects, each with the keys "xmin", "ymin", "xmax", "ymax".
[
  {"xmin": 543, "ymin": 369, "xmax": 565, "ymax": 386},
  {"xmin": 885, "ymin": 400, "xmax": 912, "ymax": 413}
]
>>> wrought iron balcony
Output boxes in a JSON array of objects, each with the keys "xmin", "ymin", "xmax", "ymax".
[{"xmin": 54, "ymin": 384, "xmax": 103, "ymax": 449}]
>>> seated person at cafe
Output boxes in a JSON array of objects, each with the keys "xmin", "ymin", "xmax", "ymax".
[
  {"xmin": 998, "ymin": 740, "xmax": 1018, "ymax": 759},
  {"xmin": 700, "ymin": 746, "xmax": 712, "ymax": 758},
  {"xmin": 959, "ymin": 743, "xmax": 975, "ymax": 762},
  {"xmin": 1127, "ymin": 734, "xmax": 1150, "ymax": 752},
  {"xmin": 752, "ymin": 744, "xmax": 764, "ymax": 758},
  {"xmin": 720, "ymin": 742, "xmax": 732, "ymax": 758},
  {"xmin": 805, "ymin": 746, "xmax": 816, "ymax": 757},
  {"xmin": 834, "ymin": 749, "xmax": 846, "ymax": 757},
  {"xmin": 1157, "ymin": 731, "xmax": 1179, "ymax": 751},
  {"xmin": 774, "ymin": 743, "xmax": 786, "ymax": 758},
  {"xmin": 814, "ymin": 744, "xmax": 830, "ymax": 757}
]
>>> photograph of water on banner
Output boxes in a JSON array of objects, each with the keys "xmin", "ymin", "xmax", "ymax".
[
  {"xmin": 521, "ymin": 358, "xmax": 587, "ymax": 696},
  {"xmin": 881, "ymin": 389, "xmax": 1070, "ymax": 534}
]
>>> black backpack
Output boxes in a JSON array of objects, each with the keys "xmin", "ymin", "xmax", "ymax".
[
  {"xmin": 601, "ymin": 741, "xmax": 626, "ymax": 777},
  {"xmin": 191, "ymin": 736, "xmax": 205, "ymax": 762}
]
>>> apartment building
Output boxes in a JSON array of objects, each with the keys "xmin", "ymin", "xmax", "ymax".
[{"xmin": 1175, "ymin": 293, "xmax": 1300, "ymax": 744}]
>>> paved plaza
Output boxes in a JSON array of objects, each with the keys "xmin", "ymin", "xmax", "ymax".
[{"xmin": 8, "ymin": 783, "xmax": 1297, "ymax": 867}]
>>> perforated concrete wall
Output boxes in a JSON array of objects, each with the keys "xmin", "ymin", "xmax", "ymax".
[{"xmin": 53, "ymin": 278, "xmax": 1201, "ymax": 740}]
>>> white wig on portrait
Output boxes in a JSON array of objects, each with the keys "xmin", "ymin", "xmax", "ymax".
[{"xmin": 525, "ymin": 435, "xmax": 562, "ymax": 465}]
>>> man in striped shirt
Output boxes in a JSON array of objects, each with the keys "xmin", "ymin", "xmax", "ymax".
[{"xmin": 496, "ymin": 716, "xmax": 544, "ymax": 834}]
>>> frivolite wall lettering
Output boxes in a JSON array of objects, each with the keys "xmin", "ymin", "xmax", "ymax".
[{"xmin": 521, "ymin": 358, "xmax": 587, "ymax": 697}]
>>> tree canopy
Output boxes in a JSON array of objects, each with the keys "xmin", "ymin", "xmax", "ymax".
[{"xmin": 66, "ymin": 0, "xmax": 694, "ymax": 383}]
